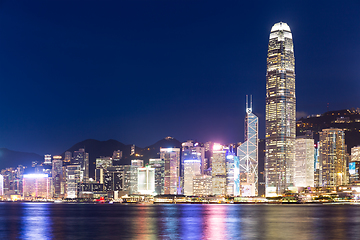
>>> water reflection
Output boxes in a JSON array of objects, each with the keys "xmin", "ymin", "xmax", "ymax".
[
  {"xmin": 202, "ymin": 205, "xmax": 227, "ymax": 239},
  {"xmin": 156, "ymin": 205, "xmax": 181, "ymax": 239},
  {"xmin": 131, "ymin": 205, "xmax": 157, "ymax": 240},
  {"xmin": 1, "ymin": 203, "xmax": 360, "ymax": 239},
  {"xmin": 180, "ymin": 205, "xmax": 203, "ymax": 239},
  {"xmin": 21, "ymin": 203, "xmax": 53, "ymax": 239}
]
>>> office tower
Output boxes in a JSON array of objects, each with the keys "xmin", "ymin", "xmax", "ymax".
[
  {"xmin": 183, "ymin": 159, "xmax": 201, "ymax": 196},
  {"xmin": 314, "ymin": 142, "xmax": 320, "ymax": 187},
  {"xmin": 238, "ymin": 96, "xmax": 259, "ymax": 196},
  {"xmin": 103, "ymin": 166, "xmax": 124, "ymax": 192},
  {"xmin": 96, "ymin": 157, "xmax": 113, "ymax": 169},
  {"xmin": 181, "ymin": 141, "xmax": 206, "ymax": 174},
  {"xmin": 131, "ymin": 144, "xmax": 136, "ymax": 156},
  {"xmin": 182, "ymin": 141, "xmax": 204, "ymax": 195},
  {"xmin": 23, "ymin": 174, "xmax": 51, "ymax": 200},
  {"xmin": 211, "ymin": 143, "xmax": 226, "ymax": 195},
  {"xmin": 193, "ymin": 175, "xmax": 212, "ymax": 196},
  {"xmin": 15, "ymin": 165, "xmax": 25, "ymax": 195},
  {"xmin": 319, "ymin": 129, "xmax": 346, "ymax": 187},
  {"xmin": 160, "ymin": 147, "xmax": 181, "ymax": 195},
  {"xmin": 351, "ymin": 146, "xmax": 360, "ymax": 162},
  {"xmin": 44, "ymin": 154, "xmax": 52, "ymax": 165},
  {"xmin": 265, "ymin": 22, "xmax": 296, "ymax": 196},
  {"xmin": 112, "ymin": 150, "xmax": 122, "ymax": 166},
  {"xmin": 137, "ymin": 166, "xmax": 155, "ymax": 195},
  {"xmin": 1, "ymin": 168, "xmax": 15, "ymax": 195},
  {"xmin": 52, "ymin": 156, "xmax": 63, "ymax": 198},
  {"xmin": 294, "ymin": 138, "xmax": 315, "ymax": 187},
  {"xmin": 121, "ymin": 165, "xmax": 132, "ymax": 192},
  {"xmin": 349, "ymin": 146, "xmax": 360, "ymax": 183},
  {"xmin": 0, "ymin": 175, "xmax": 3, "ymax": 196},
  {"xmin": 226, "ymin": 149, "xmax": 235, "ymax": 196},
  {"xmin": 234, "ymin": 156, "xmax": 240, "ymax": 196},
  {"xmin": 95, "ymin": 156, "xmax": 113, "ymax": 183},
  {"xmin": 66, "ymin": 164, "xmax": 81, "ymax": 198},
  {"xmin": 64, "ymin": 151, "xmax": 72, "ymax": 163},
  {"xmin": 204, "ymin": 142, "xmax": 213, "ymax": 173},
  {"xmin": 1, "ymin": 166, "xmax": 24, "ymax": 196},
  {"xmin": 72, "ymin": 148, "xmax": 89, "ymax": 183},
  {"xmin": 149, "ymin": 158, "xmax": 165, "ymax": 195},
  {"xmin": 130, "ymin": 160, "xmax": 143, "ymax": 194}
]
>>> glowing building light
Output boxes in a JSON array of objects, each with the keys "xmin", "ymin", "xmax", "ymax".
[{"xmin": 23, "ymin": 174, "xmax": 48, "ymax": 179}]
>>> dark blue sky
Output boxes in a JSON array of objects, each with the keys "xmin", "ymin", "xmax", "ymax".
[{"xmin": 0, "ymin": 0, "xmax": 359, "ymax": 155}]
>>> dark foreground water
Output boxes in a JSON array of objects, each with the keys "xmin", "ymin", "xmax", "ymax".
[{"xmin": 0, "ymin": 203, "xmax": 360, "ymax": 240}]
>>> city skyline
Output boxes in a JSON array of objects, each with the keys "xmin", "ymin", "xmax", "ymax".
[{"xmin": 0, "ymin": 1, "xmax": 359, "ymax": 155}]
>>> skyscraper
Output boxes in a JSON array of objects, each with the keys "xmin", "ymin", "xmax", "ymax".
[
  {"xmin": 130, "ymin": 160, "xmax": 143, "ymax": 194},
  {"xmin": 52, "ymin": 156, "xmax": 63, "ymax": 198},
  {"xmin": 294, "ymin": 138, "xmax": 315, "ymax": 187},
  {"xmin": 160, "ymin": 147, "xmax": 180, "ymax": 195},
  {"xmin": 23, "ymin": 174, "xmax": 51, "ymax": 200},
  {"xmin": 137, "ymin": 166, "xmax": 155, "ymax": 195},
  {"xmin": 237, "ymin": 96, "xmax": 258, "ymax": 196},
  {"xmin": 319, "ymin": 128, "xmax": 346, "ymax": 187},
  {"xmin": 181, "ymin": 140, "xmax": 204, "ymax": 195},
  {"xmin": 149, "ymin": 158, "xmax": 164, "ymax": 195},
  {"xmin": 265, "ymin": 22, "xmax": 296, "ymax": 196},
  {"xmin": 66, "ymin": 165, "xmax": 81, "ymax": 198},
  {"xmin": 211, "ymin": 143, "xmax": 226, "ymax": 196},
  {"xmin": 72, "ymin": 148, "xmax": 89, "ymax": 183}
]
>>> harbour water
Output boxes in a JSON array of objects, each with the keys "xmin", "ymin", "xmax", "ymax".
[{"xmin": 0, "ymin": 202, "xmax": 360, "ymax": 239}]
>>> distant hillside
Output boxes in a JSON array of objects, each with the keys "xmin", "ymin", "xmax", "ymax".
[
  {"xmin": 63, "ymin": 137, "xmax": 182, "ymax": 179},
  {"xmin": 62, "ymin": 139, "xmax": 132, "ymax": 179},
  {"xmin": 138, "ymin": 137, "xmax": 182, "ymax": 165},
  {"xmin": 297, "ymin": 108, "xmax": 360, "ymax": 152},
  {"xmin": 0, "ymin": 148, "xmax": 43, "ymax": 171}
]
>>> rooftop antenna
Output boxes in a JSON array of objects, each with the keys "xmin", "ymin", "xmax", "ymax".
[
  {"xmin": 246, "ymin": 95, "xmax": 248, "ymax": 110},
  {"xmin": 246, "ymin": 95, "xmax": 252, "ymax": 114}
]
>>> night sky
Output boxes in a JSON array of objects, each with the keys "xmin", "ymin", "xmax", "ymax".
[{"xmin": 0, "ymin": 0, "xmax": 359, "ymax": 155}]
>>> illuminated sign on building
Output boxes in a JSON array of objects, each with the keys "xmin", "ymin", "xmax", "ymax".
[{"xmin": 349, "ymin": 162, "xmax": 356, "ymax": 175}]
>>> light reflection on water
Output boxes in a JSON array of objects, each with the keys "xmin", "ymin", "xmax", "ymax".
[
  {"xmin": 21, "ymin": 203, "xmax": 53, "ymax": 240},
  {"xmin": 1, "ymin": 203, "xmax": 360, "ymax": 239}
]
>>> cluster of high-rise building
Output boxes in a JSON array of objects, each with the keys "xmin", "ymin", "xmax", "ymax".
[
  {"xmin": 0, "ymin": 22, "xmax": 359, "ymax": 201},
  {"xmin": 264, "ymin": 22, "xmax": 360, "ymax": 197}
]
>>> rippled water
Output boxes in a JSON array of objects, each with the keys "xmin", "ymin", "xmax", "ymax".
[{"xmin": 0, "ymin": 203, "xmax": 360, "ymax": 239}]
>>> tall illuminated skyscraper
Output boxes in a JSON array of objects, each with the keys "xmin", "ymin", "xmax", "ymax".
[
  {"xmin": 319, "ymin": 128, "xmax": 346, "ymax": 187},
  {"xmin": 265, "ymin": 22, "xmax": 296, "ymax": 196},
  {"xmin": 211, "ymin": 143, "xmax": 226, "ymax": 196},
  {"xmin": 160, "ymin": 148, "xmax": 180, "ymax": 195},
  {"xmin": 237, "ymin": 96, "xmax": 258, "ymax": 196},
  {"xmin": 294, "ymin": 138, "xmax": 314, "ymax": 187},
  {"xmin": 72, "ymin": 148, "xmax": 89, "ymax": 183}
]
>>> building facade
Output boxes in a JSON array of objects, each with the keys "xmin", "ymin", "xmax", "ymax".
[
  {"xmin": 183, "ymin": 159, "xmax": 201, "ymax": 195},
  {"xmin": 137, "ymin": 166, "xmax": 155, "ymax": 195},
  {"xmin": 319, "ymin": 128, "xmax": 346, "ymax": 187},
  {"xmin": 72, "ymin": 149, "xmax": 89, "ymax": 183},
  {"xmin": 52, "ymin": 156, "xmax": 63, "ymax": 198},
  {"xmin": 23, "ymin": 174, "xmax": 51, "ymax": 200},
  {"xmin": 66, "ymin": 165, "xmax": 81, "ymax": 198},
  {"xmin": 193, "ymin": 175, "xmax": 212, "ymax": 196},
  {"xmin": 149, "ymin": 158, "xmax": 164, "ymax": 195},
  {"xmin": 161, "ymin": 148, "xmax": 180, "ymax": 195},
  {"xmin": 237, "ymin": 96, "xmax": 258, "ymax": 196},
  {"xmin": 294, "ymin": 138, "xmax": 315, "ymax": 187},
  {"xmin": 130, "ymin": 160, "xmax": 143, "ymax": 194},
  {"xmin": 211, "ymin": 144, "xmax": 226, "ymax": 195},
  {"xmin": 265, "ymin": 22, "xmax": 296, "ymax": 196}
]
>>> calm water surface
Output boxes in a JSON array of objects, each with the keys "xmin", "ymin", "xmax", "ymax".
[{"xmin": 0, "ymin": 202, "xmax": 359, "ymax": 239}]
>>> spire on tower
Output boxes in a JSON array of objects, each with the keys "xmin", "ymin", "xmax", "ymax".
[{"xmin": 246, "ymin": 95, "xmax": 252, "ymax": 114}]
